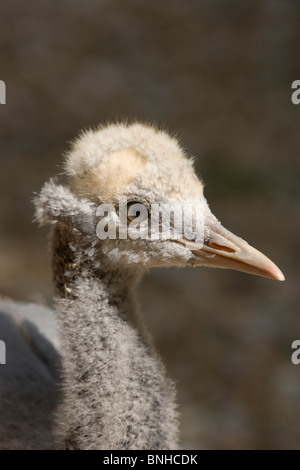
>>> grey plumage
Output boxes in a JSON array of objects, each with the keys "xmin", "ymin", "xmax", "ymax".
[
  {"xmin": 41, "ymin": 182, "xmax": 178, "ymax": 450},
  {"xmin": 0, "ymin": 299, "xmax": 60, "ymax": 449},
  {"xmin": 0, "ymin": 123, "xmax": 284, "ymax": 450}
]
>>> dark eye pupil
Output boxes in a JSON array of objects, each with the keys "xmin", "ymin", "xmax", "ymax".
[{"xmin": 127, "ymin": 202, "xmax": 148, "ymax": 222}]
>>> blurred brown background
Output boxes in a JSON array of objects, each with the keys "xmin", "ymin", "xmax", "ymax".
[{"xmin": 0, "ymin": 0, "xmax": 299, "ymax": 449}]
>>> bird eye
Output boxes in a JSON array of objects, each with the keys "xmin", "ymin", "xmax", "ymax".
[{"xmin": 127, "ymin": 201, "xmax": 148, "ymax": 223}]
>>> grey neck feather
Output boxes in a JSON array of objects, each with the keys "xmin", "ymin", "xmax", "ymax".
[{"xmin": 51, "ymin": 223, "xmax": 179, "ymax": 450}]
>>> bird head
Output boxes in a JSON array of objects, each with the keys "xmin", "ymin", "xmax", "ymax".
[{"xmin": 37, "ymin": 122, "xmax": 282, "ymax": 281}]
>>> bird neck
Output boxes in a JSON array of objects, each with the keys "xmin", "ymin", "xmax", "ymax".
[{"xmin": 51, "ymin": 224, "xmax": 178, "ymax": 450}]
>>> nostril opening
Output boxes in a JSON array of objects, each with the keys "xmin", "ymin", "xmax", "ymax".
[{"xmin": 208, "ymin": 242, "xmax": 236, "ymax": 253}]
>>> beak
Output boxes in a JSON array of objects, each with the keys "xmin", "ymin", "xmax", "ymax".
[{"xmin": 180, "ymin": 218, "xmax": 285, "ymax": 281}]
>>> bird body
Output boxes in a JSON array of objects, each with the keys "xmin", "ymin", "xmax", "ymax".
[
  {"xmin": 0, "ymin": 298, "xmax": 59, "ymax": 449},
  {"xmin": 0, "ymin": 123, "xmax": 284, "ymax": 449}
]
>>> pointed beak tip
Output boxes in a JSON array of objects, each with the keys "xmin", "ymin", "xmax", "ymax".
[
  {"xmin": 272, "ymin": 268, "xmax": 285, "ymax": 282},
  {"xmin": 263, "ymin": 258, "xmax": 285, "ymax": 282}
]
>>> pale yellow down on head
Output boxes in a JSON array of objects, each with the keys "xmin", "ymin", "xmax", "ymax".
[
  {"xmin": 69, "ymin": 146, "xmax": 146, "ymax": 203},
  {"xmin": 64, "ymin": 123, "xmax": 203, "ymax": 203}
]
